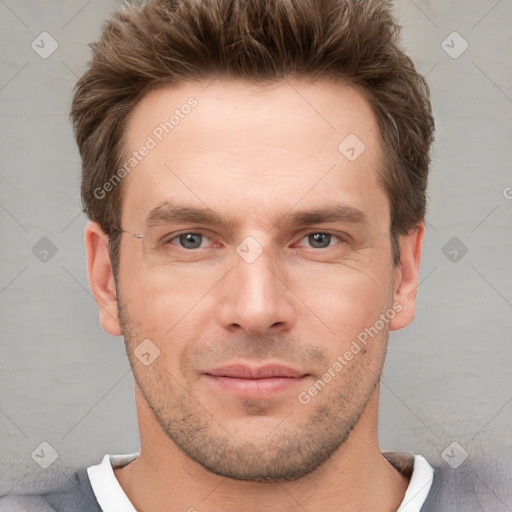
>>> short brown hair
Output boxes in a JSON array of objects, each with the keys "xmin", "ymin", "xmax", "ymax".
[{"xmin": 71, "ymin": 0, "xmax": 435, "ymax": 271}]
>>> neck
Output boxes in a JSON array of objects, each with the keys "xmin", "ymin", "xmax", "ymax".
[{"xmin": 115, "ymin": 386, "xmax": 409, "ymax": 512}]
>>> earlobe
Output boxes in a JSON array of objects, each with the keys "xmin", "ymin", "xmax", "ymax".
[
  {"xmin": 389, "ymin": 222, "xmax": 425, "ymax": 331},
  {"xmin": 84, "ymin": 222, "xmax": 122, "ymax": 336}
]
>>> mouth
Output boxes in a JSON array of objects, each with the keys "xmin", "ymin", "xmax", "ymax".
[{"xmin": 202, "ymin": 364, "xmax": 310, "ymax": 398}]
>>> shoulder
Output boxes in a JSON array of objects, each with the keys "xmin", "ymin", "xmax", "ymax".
[
  {"xmin": 0, "ymin": 468, "xmax": 101, "ymax": 512},
  {"xmin": 421, "ymin": 444, "xmax": 512, "ymax": 512},
  {"xmin": 0, "ymin": 494, "xmax": 54, "ymax": 512}
]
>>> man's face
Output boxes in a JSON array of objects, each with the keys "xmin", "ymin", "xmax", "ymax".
[{"xmin": 114, "ymin": 79, "xmax": 403, "ymax": 481}]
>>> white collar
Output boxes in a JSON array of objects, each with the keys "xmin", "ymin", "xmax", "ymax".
[
  {"xmin": 397, "ymin": 454, "xmax": 434, "ymax": 511},
  {"xmin": 87, "ymin": 453, "xmax": 139, "ymax": 512}
]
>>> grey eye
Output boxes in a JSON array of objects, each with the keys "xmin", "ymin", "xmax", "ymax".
[
  {"xmin": 308, "ymin": 233, "xmax": 332, "ymax": 248},
  {"xmin": 177, "ymin": 233, "xmax": 204, "ymax": 249}
]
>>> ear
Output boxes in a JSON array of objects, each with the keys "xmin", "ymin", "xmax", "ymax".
[
  {"xmin": 84, "ymin": 222, "xmax": 122, "ymax": 336},
  {"xmin": 389, "ymin": 222, "xmax": 425, "ymax": 331}
]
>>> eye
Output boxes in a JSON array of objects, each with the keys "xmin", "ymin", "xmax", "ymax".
[
  {"xmin": 296, "ymin": 232, "xmax": 344, "ymax": 249},
  {"xmin": 167, "ymin": 232, "xmax": 214, "ymax": 250},
  {"xmin": 163, "ymin": 231, "xmax": 346, "ymax": 251}
]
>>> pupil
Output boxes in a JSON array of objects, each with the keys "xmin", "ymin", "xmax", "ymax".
[
  {"xmin": 310, "ymin": 233, "xmax": 330, "ymax": 248},
  {"xmin": 180, "ymin": 233, "xmax": 202, "ymax": 249}
]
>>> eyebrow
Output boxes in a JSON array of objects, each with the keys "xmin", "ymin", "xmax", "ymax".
[{"xmin": 144, "ymin": 201, "xmax": 369, "ymax": 231}]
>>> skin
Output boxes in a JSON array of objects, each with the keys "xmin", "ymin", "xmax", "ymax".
[{"xmin": 85, "ymin": 78, "xmax": 424, "ymax": 511}]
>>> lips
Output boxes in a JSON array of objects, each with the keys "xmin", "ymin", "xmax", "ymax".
[
  {"xmin": 204, "ymin": 364, "xmax": 307, "ymax": 379},
  {"xmin": 202, "ymin": 364, "xmax": 309, "ymax": 398}
]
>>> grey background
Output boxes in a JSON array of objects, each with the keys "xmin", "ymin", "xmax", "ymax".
[{"xmin": 1, "ymin": 0, "xmax": 511, "ymax": 501}]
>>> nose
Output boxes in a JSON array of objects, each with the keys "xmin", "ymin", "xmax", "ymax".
[{"xmin": 216, "ymin": 243, "xmax": 296, "ymax": 335}]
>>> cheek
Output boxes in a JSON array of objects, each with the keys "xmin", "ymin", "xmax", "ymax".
[
  {"xmin": 118, "ymin": 263, "xmax": 215, "ymax": 350},
  {"xmin": 292, "ymin": 264, "xmax": 393, "ymax": 338},
  {"xmin": 118, "ymin": 240, "xmax": 394, "ymax": 350}
]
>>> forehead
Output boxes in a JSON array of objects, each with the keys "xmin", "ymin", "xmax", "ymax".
[{"xmin": 121, "ymin": 78, "xmax": 388, "ymax": 229}]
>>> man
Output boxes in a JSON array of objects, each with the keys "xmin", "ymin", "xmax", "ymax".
[{"xmin": 1, "ymin": 0, "xmax": 498, "ymax": 510}]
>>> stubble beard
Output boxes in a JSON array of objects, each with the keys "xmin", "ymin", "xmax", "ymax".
[{"xmin": 116, "ymin": 292, "xmax": 387, "ymax": 482}]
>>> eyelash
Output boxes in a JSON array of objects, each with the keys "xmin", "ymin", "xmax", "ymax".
[{"xmin": 164, "ymin": 231, "xmax": 348, "ymax": 250}]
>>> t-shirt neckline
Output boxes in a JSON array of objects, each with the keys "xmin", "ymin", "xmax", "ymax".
[{"xmin": 87, "ymin": 451, "xmax": 434, "ymax": 512}]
